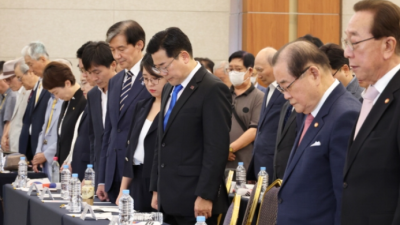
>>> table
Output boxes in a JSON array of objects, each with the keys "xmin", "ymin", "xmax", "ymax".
[{"xmin": 0, "ymin": 171, "xmax": 47, "ymax": 225}]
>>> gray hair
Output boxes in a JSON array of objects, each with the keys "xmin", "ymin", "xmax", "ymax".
[
  {"xmin": 53, "ymin": 58, "xmax": 73, "ymax": 69},
  {"xmin": 213, "ymin": 61, "xmax": 228, "ymax": 73},
  {"xmin": 21, "ymin": 41, "xmax": 49, "ymax": 60},
  {"xmin": 14, "ymin": 58, "xmax": 30, "ymax": 74}
]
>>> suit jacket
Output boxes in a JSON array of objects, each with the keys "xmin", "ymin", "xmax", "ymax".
[
  {"xmin": 123, "ymin": 97, "xmax": 158, "ymax": 179},
  {"xmin": 273, "ymin": 101, "xmax": 299, "ymax": 180},
  {"xmin": 71, "ymin": 109, "xmax": 91, "ymax": 181},
  {"xmin": 9, "ymin": 87, "xmax": 31, "ymax": 153},
  {"xmin": 87, "ymin": 87, "xmax": 104, "ymax": 185},
  {"xmin": 346, "ymin": 76, "xmax": 364, "ymax": 101},
  {"xmin": 35, "ymin": 97, "xmax": 63, "ymax": 179},
  {"xmin": 19, "ymin": 81, "xmax": 51, "ymax": 159},
  {"xmin": 247, "ymin": 87, "xmax": 286, "ymax": 183},
  {"xmin": 342, "ymin": 70, "xmax": 400, "ymax": 225},
  {"xmin": 149, "ymin": 66, "xmax": 231, "ymax": 216},
  {"xmin": 98, "ymin": 69, "xmax": 150, "ymax": 191},
  {"xmin": 277, "ymin": 83, "xmax": 361, "ymax": 225},
  {"xmin": 56, "ymin": 89, "xmax": 86, "ymax": 165}
]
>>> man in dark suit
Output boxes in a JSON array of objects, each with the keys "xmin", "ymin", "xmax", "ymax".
[
  {"xmin": 80, "ymin": 41, "xmax": 116, "ymax": 187},
  {"xmin": 273, "ymin": 40, "xmax": 361, "ymax": 225},
  {"xmin": 96, "ymin": 20, "xmax": 151, "ymax": 203},
  {"xmin": 148, "ymin": 27, "xmax": 231, "ymax": 225},
  {"xmin": 19, "ymin": 41, "xmax": 51, "ymax": 161},
  {"xmin": 341, "ymin": 1, "xmax": 400, "ymax": 224},
  {"xmin": 247, "ymin": 47, "xmax": 286, "ymax": 184}
]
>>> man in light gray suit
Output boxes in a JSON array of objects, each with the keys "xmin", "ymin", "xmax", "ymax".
[{"xmin": 31, "ymin": 94, "xmax": 63, "ymax": 178}]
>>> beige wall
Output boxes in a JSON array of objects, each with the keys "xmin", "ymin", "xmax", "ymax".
[{"xmin": 0, "ymin": 0, "xmax": 230, "ymax": 79}]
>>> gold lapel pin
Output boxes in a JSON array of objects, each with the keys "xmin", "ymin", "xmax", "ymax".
[
  {"xmin": 385, "ymin": 98, "xmax": 390, "ymax": 104},
  {"xmin": 125, "ymin": 157, "xmax": 128, "ymax": 162},
  {"xmin": 314, "ymin": 122, "xmax": 319, "ymax": 128},
  {"xmin": 72, "ymin": 107, "xmax": 75, "ymax": 110}
]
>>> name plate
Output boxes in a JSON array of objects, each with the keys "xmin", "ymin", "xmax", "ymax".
[
  {"xmin": 39, "ymin": 187, "xmax": 54, "ymax": 200},
  {"xmin": 27, "ymin": 183, "xmax": 40, "ymax": 196},
  {"xmin": 108, "ymin": 216, "xmax": 118, "ymax": 225},
  {"xmin": 80, "ymin": 203, "xmax": 97, "ymax": 220}
]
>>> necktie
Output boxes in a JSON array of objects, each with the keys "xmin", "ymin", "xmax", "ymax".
[
  {"xmin": 164, "ymin": 85, "xmax": 183, "ymax": 130},
  {"xmin": 120, "ymin": 71, "xmax": 134, "ymax": 111},
  {"xmin": 45, "ymin": 98, "xmax": 58, "ymax": 134},
  {"xmin": 35, "ymin": 81, "xmax": 42, "ymax": 104},
  {"xmin": 298, "ymin": 114, "xmax": 314, "ymax": 145},
  {"xmin": 282, "ymin": 104, "xmax": 293, "ymax": 130},
  {"xmin": 354, "ymin": 86, "xmax": 379, "ymax": 139},
  {"xmin": 0, "ymin": 94, "xmax": 6, "ymax": 110}
]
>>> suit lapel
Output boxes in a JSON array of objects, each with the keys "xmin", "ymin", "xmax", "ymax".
[
  {"xmin": 344, "ymin": 71, "xmax": 400, "ymax": 176},
  {"xmin": 160, "ymin": 84, "xmax": 173, "ymax": 137},
  {"xmin": 277, "ymin": 110, "xmax": 297, "ymax": 146},
  {"xmin": 33, "ymin": 89, "xmax": 46, "ymax": 110},
  {"xmin": 119, "ymin": 71, "xmax": 145, "ymax": 121},
  {"xmin": 259, "ymin": 89, "xmax": 281, "ymax": 129}
]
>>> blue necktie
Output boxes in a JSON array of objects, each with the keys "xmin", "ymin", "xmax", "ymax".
[
  {"xmin": 120, "ymin": 71, "xmax": 134, "ymax": 111},
  {"xmin": 164, "ymin": 84, "xmax": 183, "ymax": 130}
]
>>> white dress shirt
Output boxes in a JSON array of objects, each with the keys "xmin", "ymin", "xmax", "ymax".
[
  {"xmin": 311, "ymin": 79, "xmax": 340, "ymax": 117},
  {"xmin": 98, "ymin": 87, "xmax": 108, "ymax": 127},
  {"xmin": 123, "ymin": 58, "xmax": 142, "ymax": 87},
  {"xmin": 133, "ymin": 119, "xmax": 152, "ymax": 165},
  {"xmin": 266, "ymin": 81, "xmax": 278, "ymax": 107},
  {"xmin": 29, "ymin": 80, "xmax": 42, "ymax": 135}
]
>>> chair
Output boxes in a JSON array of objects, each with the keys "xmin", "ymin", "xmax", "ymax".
[
  {"xmin": 223, "ymin": 194, "xmax": 241, "ymax": 225},
  {"xmin": 256, "ymin": 179, "xmax": 283, "ymax": 225},
  {"xmin": 242, "ymin": 175, "xmax": 264, "ymax": 225},
  {"xmin": 225, "ymin": 170, "xmax": 234, "ymax": 193}
]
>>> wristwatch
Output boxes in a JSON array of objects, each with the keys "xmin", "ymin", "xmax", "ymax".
[{"xmin": 229, "ymin": 147, "xmax": 233, "ymax": 152}]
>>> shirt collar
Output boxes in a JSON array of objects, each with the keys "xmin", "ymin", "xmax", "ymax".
[
  {"xmin": 230, "ymin": 83, "xmax": 255, "ymax": 96},
  {"xmin": 126, "ymin": 58, "xmax": 143, "ymax": 77},
  {"xmin": 269, "ymin": 81, "xmax": 278, "ymax": 90},
  {"xmin": 311, "ymin": 79, "xmax": 340, "ymax": 117},
  {"xmin": 97, "ymin": 86, "xmax": 107, "ymax": 94},
  {"xmin": 180, "ymin": 61, "xmax": 201, "ymax": 88},
  {"xmin": 371, "ymin": 63, "xmax": 400, "ymax": 94},
  {"xmin": 18, "ymin": 86, "xmax": 24, "ymax": 94}
]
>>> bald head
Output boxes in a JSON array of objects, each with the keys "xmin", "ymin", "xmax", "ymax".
[{"xmin": 254, "ymin": 47, "xmax": 277, "ymax": 86}]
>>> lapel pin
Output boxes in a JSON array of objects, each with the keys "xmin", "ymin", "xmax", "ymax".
[
  {"xmin": 141, "ymin": 81, "xmax": 144, "ymax": 86},
  {"xmin": 385, "ymin": 98, "xmax": 389, "ymax": 104},
  {"xmin": 72, "ymin": 107, "xmax": 75, "ymax": 110},
  {"xmin": 190, "ymin": 85, "xmax": 194, "ymax": 90},
  {"xmin": 314, "ymin": 122, "xmax": 319, "ymax": 128},
  {"xmin": 125, "ymin": 157, "xmax": 128, "ymax": 162}
]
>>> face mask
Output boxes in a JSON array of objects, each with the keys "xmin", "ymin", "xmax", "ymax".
[
  {"xmin": 229, "ymin": 70, "xmax": 247, "ymax": 86},
  {"xmin": 250, "ymin": 76, "xmax": 257, "ymax": 84}
]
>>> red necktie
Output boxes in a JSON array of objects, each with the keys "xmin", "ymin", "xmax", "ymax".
[{"xmin": 298, "ymin": 114, "xmax": 314, "ymax": 145}]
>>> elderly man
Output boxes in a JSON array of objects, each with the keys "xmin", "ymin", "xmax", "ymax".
[
  {"xmin": 273, "ymin": 40, "xmax": 361, "ymax": 225},
  {"xmin": 0, "ymin": 60, "xmax": 18, "ymax": 149},
  {"xmin": 213, "ymin": 61, "xmax": 231, "ymax": 87},
  {"xmin": 341, "ymin": 1, "xmax": 400, "ymax": 225},
  {"xmin": 19, "ymin": 41, "xmax": 51, "ymax": 161},
  {"xmin": 247, "ymin": 47, "xmax": 286, "ymax": 184},
  {"xmin": 225, "ymin": 51, "xmax": 264, "ymax": 170}
]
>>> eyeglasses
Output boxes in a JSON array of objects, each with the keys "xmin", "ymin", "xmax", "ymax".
[
  {"xmin": 152, "ymin": 53, "xmax": 180, "ymax": 74},
  {"xmin": 332, "ymin": 68, "xmax": 341, "ymax": 77},
  {"xmin": 277, "ymin": 66, "xmax": 310, "ymax": 93},
  {"xmin": 143, "ymin": 77, "xmax": 162, "ymax": 85},
  {"xmin": 342, "ymin": 37, "xmax": 375, "ymax": 51}
]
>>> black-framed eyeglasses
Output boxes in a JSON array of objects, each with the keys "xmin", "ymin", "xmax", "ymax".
[
  {"xmin": 142, "ymin": 77, "xmax": 162, "ymax": 85},
  {"xmin": 152, "ymin": 53, "xmax": 180, "ymax": 74},
  {"xmin": 277, "ymin": 66, "xmax": 310, "ymax": 93},
  {"xmin": 342, "ymin": 37, "xmax": 375, "ymax": 51},
  {"xmin": 332, "ymin": 68, "xmax": 341, "ymax": 77}
]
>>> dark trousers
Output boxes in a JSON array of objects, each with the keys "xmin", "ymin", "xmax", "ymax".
[
  {"xmin": 26, "ymin": 135, "xmax": 34, "ymax": 162},
  {"xmin": 130, "ymin": 164, "xmax": 153, "ymax": 212},
  {"xmin": 164, "ymin": 213, "xmax": 219, "ymax": 225}
]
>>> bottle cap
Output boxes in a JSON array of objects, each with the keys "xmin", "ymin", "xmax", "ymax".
[
  {"xmin": 63, "ymin": 165, "xmax": 69, "ymax": 169},
  {"xmin": 72, "ymin": 174, "xmax": 78, "ymax": 178},
  {"xmin": 20, "ymin": 157, "xmax": 25, "ymax": 160},
  {"xmin": 87, "ymin": 164, "xmax": 93, "ymax": 168},
  {"xmin": 53, "ymin": 156, "xmax": 58, "ymax": 160},
  {"xmin": 197, "ymin": 216, "xmax": 206, "ymax": 222},
  {"xmin": 238, "ymin": 162, "xmax": 243, "ymax": 166},
  {"xmin": 122, "ymin": 189, "xmax": 129, "ymax": 195},
  {"xmin": 260, "ymin": 167, "xmax": 266, "ymax": 171}
]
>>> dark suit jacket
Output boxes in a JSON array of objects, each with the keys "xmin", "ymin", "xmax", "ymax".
[
  {"xmin": 56, "ymin": 89, "xmax": 87, "ymax": 164},
  {"xmin": 98, "ymin": 70, "xmax": 151, "ymax": 192},
  {"xmin": 149, "ymin": 66, "xmax": 231, "ymax": 217},
  {"xmin": 87, "ymin": 87, "xmax": 104, "ymax": 185},
  {"xmin": 277, "ymin": 83, "xmax": 361, "ymax": 225},
  {"xmin": 273, "ymin": 101, "xmax": 299, "ymax": 180},
  {"xmin": 71, "ymin": 108, "xmax": 90, "ymax": 181},
  {"xmin": 19, "ymin": 82, "xmax": 51, "ymax": 159},
  {"xmin": 247, "ymin": 87, "xmax": 286, "ymax": 183},
  {"xmin": 342, "ymin": 71, "xmax": 400, "ymax": 225}
]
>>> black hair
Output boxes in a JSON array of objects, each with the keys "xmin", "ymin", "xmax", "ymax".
[
  {"xmin": 298, "ymin": 34, "xmax": 324, "ymax": 48},
  {"xmin": 81, "ymin": 41, "xmax": 115, "ymax": 71},
  {"xmin": 140, "ymin": 53, "xmax": 163, "ymax": 79},
  {"xmin": 0, "ymin": 61, "xmax": 5, "ymax": 74},
  {"xmin": 146, "ymin": 27, "xmax": 193, "ymax": 58},
  {"xmin": 228, "ymin": 51, "xmax": 255, "ymax": 68},
  {"xmin": 106, "ymin": 20, "xmax": 146, "ymax": 51},
  {"xmin": 76, "ymin": 41, "xmax": 93, "ymax": 59},
  {"xmin": 319, "ymin": 43, "xmax": 349, "ymax": 70},
  {"xmin": 195, "ymin": 57, "xmax": 215, "ymax": 72}
]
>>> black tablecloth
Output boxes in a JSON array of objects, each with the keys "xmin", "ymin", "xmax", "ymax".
[{"xmin": 0, "ymin": 172, "xmax": 47, "ymax": 225}]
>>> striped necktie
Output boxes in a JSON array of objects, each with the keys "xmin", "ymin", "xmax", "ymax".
[{"xmin": 120, "ymin": 70, "xmax": 134, "ymax": 111}]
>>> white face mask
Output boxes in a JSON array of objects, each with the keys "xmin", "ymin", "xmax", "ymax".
[
  {"xmin": 229, "ymin": 70, "xmax": 248, "ymax": 86},
  {"xmin": 250, "ymin": 76, "xmax": 257, "ymax": 84}
]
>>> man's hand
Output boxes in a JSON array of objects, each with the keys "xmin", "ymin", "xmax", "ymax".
[
  {"xmin": 116, "ymin": 191, "xmax": 123, "ymax": 206},
  {"xmin": 96, "ymin": 184, "xmax": 109, "ymax": 201},
  {"xmin": 194, "ymin": 196, "xmax": 213, "ymax": 219},
  {"xmin": 228, "ymin": 152, "xmax": 236, "ymax": 161},
  {"xmin": 1, "ymin": 135, "xmax": 9, "ymax": 152},
  {"xmin": 32, "ymin": 153, "xmax": 46, "ymax": 166},
  {"xmin": 32, "ymin": 164, "xmax": 43, "ymax": 173},
  {"xmin": 151, "ymin": 192, "xmax": 158, "ymax": 210}
]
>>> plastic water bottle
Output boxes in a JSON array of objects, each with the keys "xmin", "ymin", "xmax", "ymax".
[
  {"xmin": 258, "ymin": 167, "xmax": 269, "ymax": 201},
  {"xmin": 68, "ymin": 173, "xmax": 81, "ymax": 213},
  {"xmin": 61, "ymin": 165, "xmax": 71, "ymax": 199},
  {"xmin": 195, "ymin": 216, "xmax": 207, "ymax": 225},
  {"xmin": 235, "ymin": 162, "xmax": 247, "ymax": 190},
  {"xmin": 51, "ymin": 157, "xmax": 60, "ymax": 183},
  {"xmin": 18, "ymin": 157, "xmax": 27, "ymax": 188},
  {"xmin": 84, "ymin": 164, "xmax": 95, "ymax": 185},
  {"xmin": 119, "ymin": 189, "xmax": 134, "ymax": 225}
]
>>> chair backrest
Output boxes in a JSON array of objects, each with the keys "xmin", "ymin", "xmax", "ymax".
[
  {"xmin": 223, "ymin": 194, "xmax": 241, "ymax": 225},
  {"xmin": 256, "ymin": 179, "xmax": 283, "ymax": 225},
  {"xmin": 242, "ymin": 176, "xmax": 264, "ymax": 225},
  {"xmin": 225, "ymin": 170, "xmax": 234, "ymax": 193}
]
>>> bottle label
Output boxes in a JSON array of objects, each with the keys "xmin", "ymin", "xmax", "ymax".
[{"xmin": 82, "ymin": 185, "xmax": 94, "ymax": 205}]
